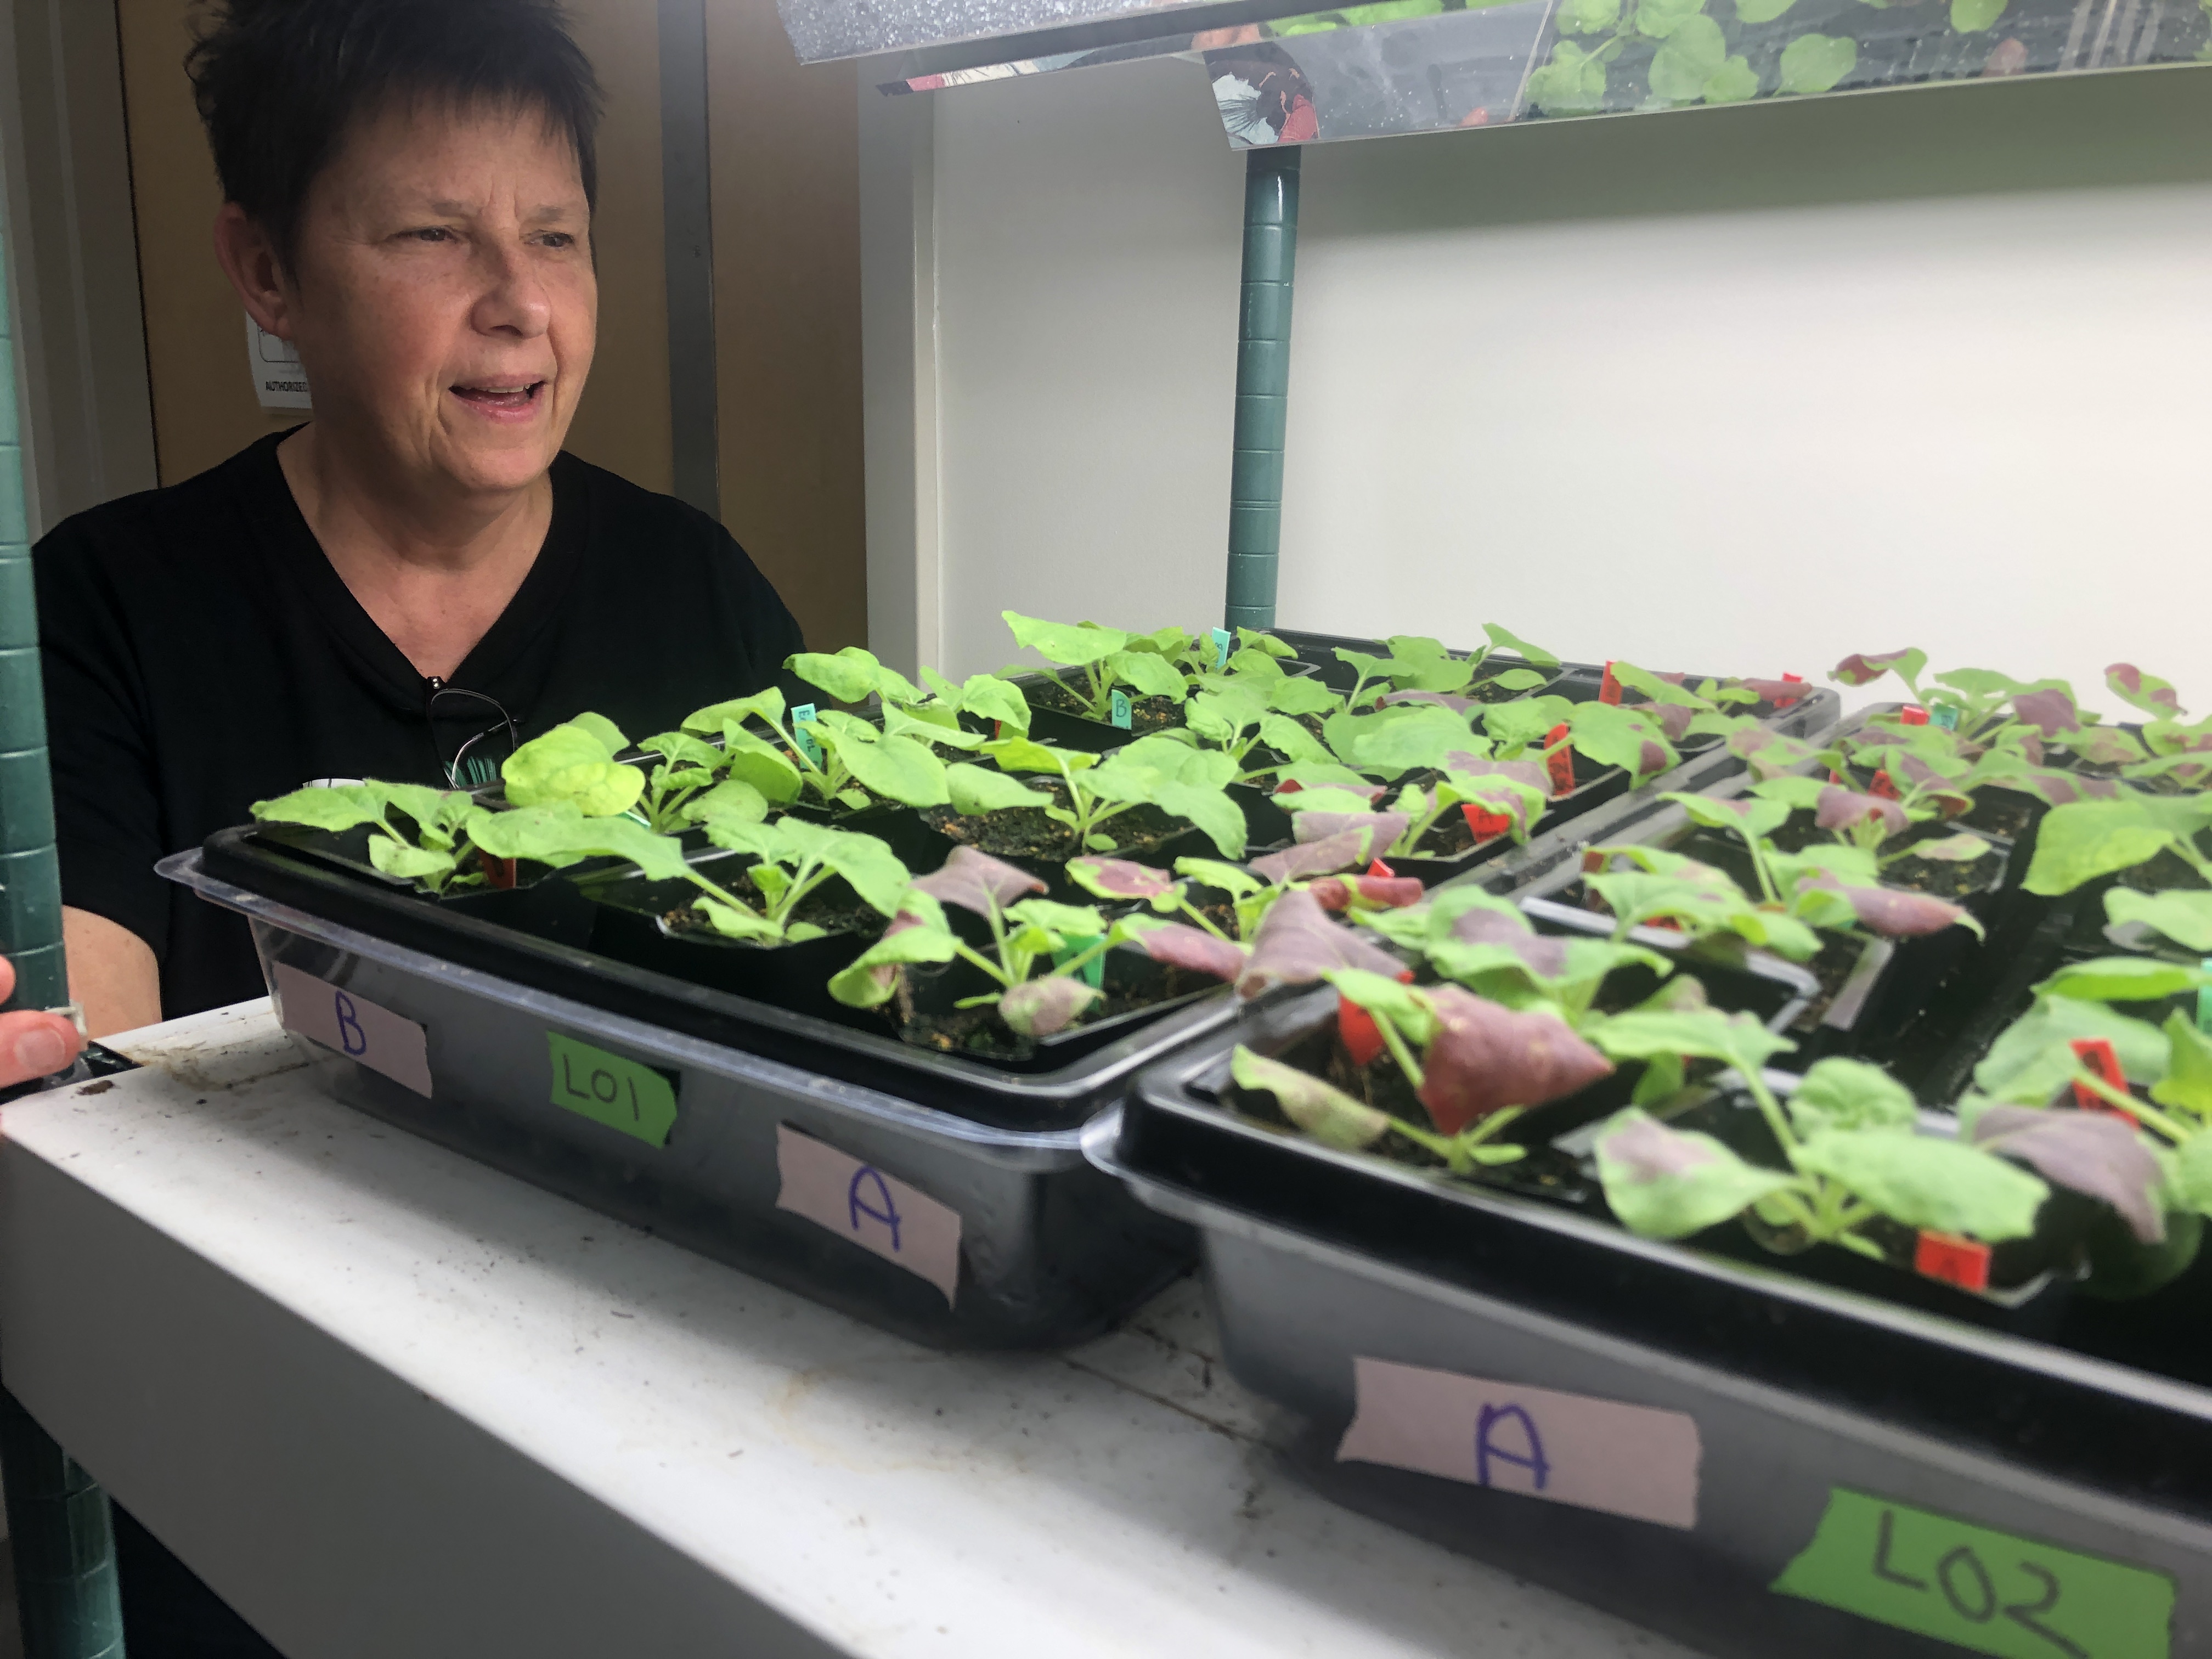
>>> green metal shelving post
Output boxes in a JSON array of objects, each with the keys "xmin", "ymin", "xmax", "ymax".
[
  {"xmin": 1223, "ymin": 145, "xmax": 1300, "ymax": 635},
  {"xmin": 0, "ymin": 157, "xmax": 129, "ymax": 1659}
]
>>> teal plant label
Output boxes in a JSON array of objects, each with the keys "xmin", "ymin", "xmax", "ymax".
[
  {"xmin": 1772, "ymin": 1488, "xmax": 2173, "ymax": 1659},
  {"xmin": 1929, "ymin": 704, "xmax": 1961, "ymax": 731},
  {"xmin": 1109, "ymin": 690, "xmax": 1133, "ymax": 730},
  {"xmin": 546, "ymin": 1031, "xmax": 679, "ymax": 1147},
  {"xmin": 2199, "ymin": 959, "xmax": 2211, "ymax": 1034},
  {"xmin": 1211, "ymin": 626, "xmax": 1233, "ymax": 668},
  {"xmin": 1052, "ymin": 935, "xmax": 1106, "ymax": 988},
  {"xmin": 789, "ymin": 702, "xmax": 825, "ymax": 767}
]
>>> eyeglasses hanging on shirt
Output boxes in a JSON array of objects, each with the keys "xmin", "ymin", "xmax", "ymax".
[{"xmin": 424, "ymin": 680, "xmax": 520, "ymax": 789}]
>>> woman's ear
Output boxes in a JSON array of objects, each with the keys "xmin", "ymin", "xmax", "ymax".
[{"xmin": 212, "ymin": 202, "xmax": 296, "ymax": 340}]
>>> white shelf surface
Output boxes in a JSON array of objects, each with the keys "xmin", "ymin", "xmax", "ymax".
[{"xmin": 0, "ymin": 1000, "xmax": 1699, "ymax": 1659}]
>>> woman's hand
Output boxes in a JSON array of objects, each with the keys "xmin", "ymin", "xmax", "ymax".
[{"xmin": 0, "ymin": 955, "xmax": 86, "ymax": 1090}]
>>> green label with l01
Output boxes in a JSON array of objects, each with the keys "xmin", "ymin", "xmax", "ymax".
[
  {"xmin": 1772, "ymin": 1488, "xmax": 2173, "ymax": 1659},
  {"xmin": 546, "ymin": 1032, "xmax": 679, "ymax": 1147}
]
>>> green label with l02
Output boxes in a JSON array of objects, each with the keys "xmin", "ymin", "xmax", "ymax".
[
  {"xmin": 1773, "ymin": 1488, "xmax": 2174, "ymax": 1659},
  {"xmin": 546, "ymin": 1032, "xmax": 679, "ymax": 1147}
]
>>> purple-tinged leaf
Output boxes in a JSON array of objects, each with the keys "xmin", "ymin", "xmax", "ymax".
[
  {"xmin": 1733, "ymin": 677, "xmax": 1807, "ymax": 707},
  {"xmin": 1236, "ymin": 889, "xmax": 1412, "ymax": 1000},
  {"xmin": 1650, "ymin": 703, "xmax": 1696, "ymax": 743},
  {"xmin": 1251, "ymin": 828, "xmax": 1375, "ymax": 883},
  {"xmin": 1310, "ymin": 874, "xmax": 1425, "ymax": 912},
  {"xmin": 1450, "ymin": 906, "xmax": 1572, "ymax": 978},
  {"xmin": 1446, "ymin": 754, "xmax": 1549, "ymax": 794},
  {"xmin": 2068, "ymin": 725, "xmax": 2145, "ymax": 768},
  {"xmin": 1066, "ymin": 856, "xmax": 1177, "ymax": 900},
  {"xmin": 998, "ymin": 977, "xmax": 1101, "ymax": 1037},
  {"xmin": 2018, "ymin": 731, "xmax": 2046, "ymax": 766},
  {"xmin": 1605, "ymin": 1111, "xmax": 1720, "ymax": 1180},
  {"xmin": 1138, "ymin": 923, "xmax": 1250, "ymax": 983},
  {"xmin": 1833, "ymin": 648, "xmax": 1924, "ymax": 688},
  {"xmin": 1726, "ymin": 726, "xmax": 1816, "ymax": 781},
  {"xmin": 1910, "ymin": 832, "xmax": 1996, "ymax": 864},
  {"xmin": 1417, "ymin": 985, "xmax": 1614, "ymax": 1136},
  {"xmin": 1971, "ymin": 1104, "xmax": 2165, "ymax": 1245},
  {"xmin": 1816, "ymin": 786, "xmax": 1909, "ymax": 838},
  {"xmin": 2013, "ymin": 770, "xmax": 2124, "ymax": 807},
  {"xmin": 912, "ymin": 844, "xmax": 1046, "ymax": 917},
  {"xmin": 2011, "ymin": 689, "xmax": 2081, "ymax": 737},
  {"xmin": 1293, "ymin": 810, "xmax": 1410, "ymax": 850},
  {"xmin": 1808, "ymin": 878, "xmax": 1976, "ymax": 939},
  {"xmin": 2107, "ymin": 663, "xmax": 2185, "ymax": 720},
  {"xmin": 1230, "ymin": 1047, "xmax": 1391, "ymax": 1150},
  {"xmin": 1380, "ymin": 690, "xmax": 1477, "ymax": 713},
  {"xmin": 1891, "ymin": 753, "xmax": 1973, "ymax": 817}
]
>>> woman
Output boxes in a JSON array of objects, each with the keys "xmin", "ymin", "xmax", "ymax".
[{"xmin": 36, "ymin": 0, "xmax": 801, "ymax": 1041}]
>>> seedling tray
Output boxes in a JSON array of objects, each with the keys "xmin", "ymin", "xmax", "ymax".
[
  {"xmin": 163, "ymin": 834, "xmax": 1235, "ymax": 1348},
  {"xmin": 1094, "ymin": 997, "xmax": 2212, "ymax": 1658}
]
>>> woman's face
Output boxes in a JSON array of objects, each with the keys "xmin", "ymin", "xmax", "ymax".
[{"xmin": 280, "ymin": 99, "xmax": 597, "ymax": 501}]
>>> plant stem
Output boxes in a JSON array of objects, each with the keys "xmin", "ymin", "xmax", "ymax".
[
  {"xmin": 2068, "ymin": 1068, "xmax": 2194, "ymax": 1145},
  {"xmin": 1176, "ymin": 899, "xmax": 1232, "ymax": 940},
  {"xmin": 1739, "ymin": 1067, "xmax": 1800, "ymax": 1155},
  {"xmin": 954, "ymin": 941, "xmax": 1013, "ymax": 986},
  {"xmin": 1374, "ymin": 1013, "xmax": 1427, "ymax": 1093}
]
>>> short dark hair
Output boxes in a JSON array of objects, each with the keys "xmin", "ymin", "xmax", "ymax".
[{"xmin": 187, "ymin": 0, "xmax": 602, "ymax": 268}]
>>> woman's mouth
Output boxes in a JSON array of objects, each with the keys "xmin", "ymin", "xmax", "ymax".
[{"xmin": 449, "ymin": 380, "xmax": 546, "ymax": 415}]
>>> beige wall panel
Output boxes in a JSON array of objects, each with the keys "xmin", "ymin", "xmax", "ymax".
[
  {"xmin": 115, "ymin": 0, "xmax": 673, "ymax": 492},
  {"xmin": 116, "ymin": 0, "xmax": 291, "ymax": 485},
  {"xmin": 705, "ymin": 1, "xmax": 866, "ymax": 653}
]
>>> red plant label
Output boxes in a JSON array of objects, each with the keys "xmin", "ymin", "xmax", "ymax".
[
  {"xmin": 1581, "ymin": 849, "xmax": 1608, "ymax": 874},
  {"xmin": 1274, "ymin": 778, "xmax": 1303, "ymax": 795},
  {"xmin": 1462, "ymin": 803, "xmax": 1514, "ymax": 842},
  {"xmin": 481, "ymin": 855, "xmax": 518, "ymax": 890},
  {"xmin": 1775, "ymin": 672, "xmax": 1804, "ymax": 707},
  {"xmin": 1599, "ymin": 662, "xmax": 1623, "ymax": 706},
  {"xmin": 1338, "ymin": 997, "xmax": 1385, "ymax": 1068},
  {"xmin": 1900, "ymin": 704, "xmax": 1929, "ymax": 727},
  {"xmin": 2069, "ymin": 1037, "xmax": 2136, "ymax": 1121},
  {"xmin": 1368, "ymin": 858, "xmax": 1395, "ymax": 879},
  {"xmin": 1545, "ymin": 724, "xmax": 1575, "ymax": 797},
  {"xmin": 1914, "ymin": 1231, "xmax": 1991, "ymax": 1293},
  {"xmin": 1870, "ymin": 770, "xmax": 1901, "ymax": 801}
]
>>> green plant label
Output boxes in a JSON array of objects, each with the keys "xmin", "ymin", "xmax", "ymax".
[
  {"xmin": 1053, "ymin": 935, "xmax": 1105, "ymax": 988},
  {"xmin": 1772, "ymin": 1488, "xmax": 2173, "ymax": 1659},
  {"xmin": 1109, "ymin": 690, "xmax": 1133, "ymax": 730},
  {"xmin": 1211, "ymin": 627, "xmax": 1233, "ymax": 668},
  {"xmin": 789, "ymin": 703, "xmax": 825, "ymax": 767},
  {"xmin": 546, "ymin": 1032, "xmax": 679, "ymax": 1147}
]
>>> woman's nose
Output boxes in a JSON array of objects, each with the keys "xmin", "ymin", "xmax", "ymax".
[{"xmin": 470, "ymin": 239, "xmax": 552, "ymax": 338}]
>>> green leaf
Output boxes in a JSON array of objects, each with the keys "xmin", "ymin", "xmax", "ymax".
[
  {"xmin": 1481, "ymin": 624, "xmax": 1559, "ymax": 668},
  {"xmin": 2036, "ymin": 955, "xmax": 2212, "ymax": 1005},
  {"xmin": 1152, "ymin": 781, "xmax": 1249, "ymax": 859},
  {"xmin": 503, "ymin": 725, "xmax": 647, "ymax": 817},
  {"xmin": 1567, "ymin": 702, "xmax": 1679, "ymax": 782},
  {"xmin": 683, "ymin": 689, "xmax": 785, "ymax": 735},
  {"xmin": 1776, "ymin": 31, "xmax": 1857, "ymax": 93},
  {"xmin": 1788, "ymin": 1057, "xmax": 1917, "ymax": 1136},
  {"xmin": 367, "ymin": 834, "xmax": 456, "ymax": 883},
  {"xmin": 2152, "ymin": 1009, "xmax": 2212, "ymax": 1116},
  {"xmin": 2023, "ymin": 799, "xmax": 2183, "ymax": 896},
  {"xmin": 1110, "ymin": 650, "xmax": 1189, "ymax": 702},
  {"xmin": 565, "ymin": 712, "xmax": 627, "ymax": 755},
  {"xmin": 1231, "ymin": 1046, "xmax": 1392, "ymax": 1151},
  {"xmin": 1662, "ymin": 791, "xmax": 1790, "ymax": 842},
  {"xmin": 984, "ymin": 736, "xmax": 1093, "ymax": 776},
  {"xmin": 945, "ymin": 763, "xmax": 1053, "ymax": 816},
  {"xmin": 2170, "ymin": 1133, "xmax": 2212, "ymax": 1216},
  {"xmin": 1342, "ymin": 704, "xmax": 1479, "ymax": 777},
  {"xmin": 466, "ymin": 802, "xmax": 690, "ymax": 882},
  {"xmin": 1005, "ymin": 898, "xmax": 1108, "ymax": 940},
  {"xmin": 2106, "ymin": 889, "xmax": 2212, "ymax": 953},
  {"xmin": 827, "ymin": 919, "xmax": 960, "ymax": 1008},
  {"xmin": 696, "ymin": 899, "xmax": 783, "ymax": 942},
  {"xmin": 1974, "ymin": 996, "xmax": 2171, "ymax": 1103},
  {"xmin": 1733, "ymin": 0, "xmax": 1794, "ymax": 21},
  {"xmin": 825, "ymin": 730, "xmax": 948, "ymax": 808},
  {"xmin": 1481, "ymin": 695, "xmax": 1576, "ymax": 756},
  {"xmin": 1003, "ymin": 611, "xmax": 1125, "ymax": 667},
  {"xmin": 1702, "ymin": 53, "xmax": 1759, "ymax": 101},
  {"xmin": 252, "ymin": 783, "xmax": 388, "ymax": 834},
  {"xmin": 639, "ymin": 731, "xmax": 725, "ymax": 773},
  {"xmin": 1324, "ymin": 969, "xmax": 1440, "ymax": 1045},
  {"xmin": 1747, "ymin": 775, "xmax": 1830, "ymax": 810},
  {"xmin": 1526, "ymin": 39, "xmax": 1610, "ymax": 111},
  {"xmin": 1793, "ymin": 1130, "xmax": 2047, "ymax": 1242},
  {"xmin": 1647, "ymin": 9, "xmax": 1724, "ymax": 98},
  {"xmin": 1594, "ymin": 1109, "xmax": 1797, "ymax": 1240},
  {"xmin": 682, "ymin": 778, "xmax": 770, "ymax": 837},
  {"xmin": 1634, "ymin": 0, "xmax": 1708, "ymax": 35},
  {"xmin": 1587, "ymin": 1005, "xmax": 1797, "ymax": 1076},
  {"xmin": 1950, "ymin": 0, "xmax": 2004, "ymax": 28},
  {"xmin": 720, "ymin": 734, "xmax": 804, "ymax": 805},
  {"xmin": 1265, "ymin": 676, "xmax": 1340, "ymax": 718},
  {"xmin": 789, "ymin": 646, "xmax": 921, "ymax": 707}
]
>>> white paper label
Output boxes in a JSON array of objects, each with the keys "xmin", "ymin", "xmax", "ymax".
[
  {"xmin": 1336, "ymin": 1357, "xmax": 1700, "ymax": 1530},
  {"xmin": 774, "ymin": 1125, "xmax": 961, "ymax": 1306},
  {"xmin": 246, "ymin": 313, "xmax": 312, "ymax": 409},
  {"xmin": 274, "ymin": 964, "xmax": 431, "ymax": 1097}
]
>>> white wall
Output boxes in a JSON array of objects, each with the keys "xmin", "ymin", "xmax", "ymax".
[{"xmin": 881, "ymin": 58, "xmax": 2212, "ymax": 719}]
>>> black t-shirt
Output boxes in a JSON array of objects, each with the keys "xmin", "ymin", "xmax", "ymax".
[{"xmin": 35, "ymin": 431, "xmax": 804, "ymax": 1019}]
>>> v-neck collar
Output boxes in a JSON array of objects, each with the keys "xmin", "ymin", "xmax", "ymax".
[{"xmin": 236, "ymin": 430, "xmax": 590, "ymax": 718}]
